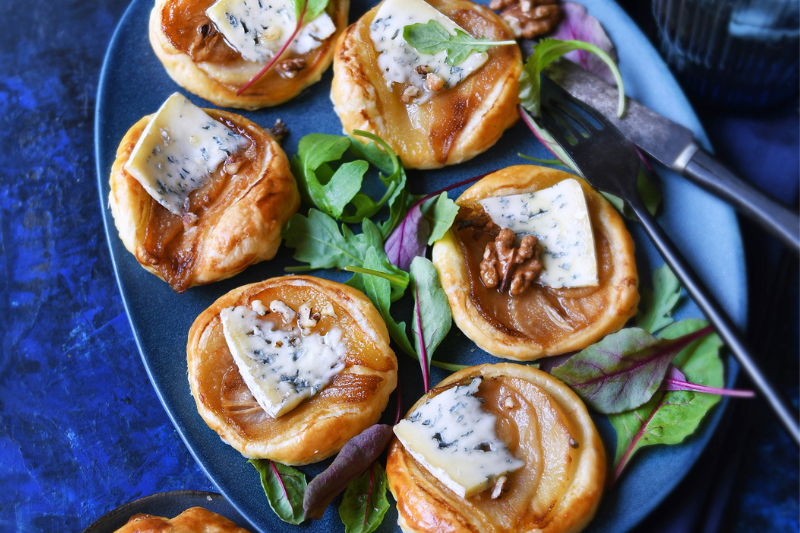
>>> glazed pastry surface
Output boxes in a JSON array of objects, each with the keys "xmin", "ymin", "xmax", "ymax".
[
  {"xmin": 331, "ymin": 0, "xmax": 522, "ymax": 169},
  {"xmin": 187, "ymin": 276, "xmax": 398, "ymax": 465},
  {"xmin": 387, "ymin": 364, "xmax": 606, "ymax": 533},
  {"xmin": 113, "ymin": 507, "xmax": 251, "ymax": 533},
  {"xmin": 108, "ymin": 108, "xmax": 299, "ymax": 293},
  {"xmin": 432, "ymin": 165, "xmax": 639, "ymax": 360},
  {"xmin": 150, "ymin": 0, "xmax": 349, "ymax": 108}
]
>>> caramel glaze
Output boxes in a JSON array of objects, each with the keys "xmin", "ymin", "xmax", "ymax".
[
  {"xmin": 194, "ymin": 283, "xmax": 395, "ymax": 446},
  {"xmin": 390, "ymin": 375, "xmax": 581, "ymax": 532},
  {"xmin": 160, "ymin": 0, "xmax": 343, "ymax": 96},
  {"xmin": 132, "ymin": 116, "xmax": 263, "ymax": 293},
  {"xmin": 345, "ymin": 0, "xmax": 519, "ymax": 165},
  {"xmin": 456, "ymin": 197, "xmax": 615, "ymax": 350}
]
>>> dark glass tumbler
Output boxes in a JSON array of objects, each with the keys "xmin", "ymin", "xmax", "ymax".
[{"xmin": 652, "ymin": 0, "xmax": 799, "ymax": 109}]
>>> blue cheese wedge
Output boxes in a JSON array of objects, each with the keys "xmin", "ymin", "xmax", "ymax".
[
  {"xmin": 124, "ymin": 93, "xmax": 248, "ymax": 216},
  {"xmin": 478, "ymin": 178, "xmax": 598, "ymax": 288},
  {"xmin": 393, "ymin": 378, "xmax": 524, "ymax": 498},
  {"xmin": 206, "ymin": 0, "xmax": 336, "ymax": 63},
  {"xmin": 220, "ymin": 302, "xmax": 346, "ymax": 418},
  {"xmin": 369, "ymin": 0, "xmax": 488, "ymax": 103}
]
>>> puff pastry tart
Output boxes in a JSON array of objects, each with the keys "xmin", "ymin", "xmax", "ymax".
[
  {"xmin": 187, "ymin": 276, "xmax": 398, "ymax": 465},
  {"xmin": 387, "ymin": 363, "xmax": 606, "ymax": 533},
  {"xmin": 114, "ymin": 507, "xmax": 251, "ymax": 533},
  {"xmin": 109, "ymin": 93, "xmax": 299, "ymax": 293},
  {"xmin": 150, "ymin": 0, "xmax": 349, "ymax": 108},
  {"xmin": 432, "ymin": 165, "xmax": 639, "ymax": 360},
  {"xmin": 331, "ymin": 0, "xmax": 522, "ymax": 169}
]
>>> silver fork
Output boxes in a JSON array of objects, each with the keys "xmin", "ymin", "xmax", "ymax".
[{"xmin": 530, "ymin": 78, "xmax": 800, "ymax": 445}]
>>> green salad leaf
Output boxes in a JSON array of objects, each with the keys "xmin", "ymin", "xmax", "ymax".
[
  {"xmin": 338, "ymin": 462, "xmax": 390, "ymax": 533},
  {"xmin": 519, "ymin": 38, "xmax": 624, "ymax": 117},
  {"xmin": 410, "ymin": 256, "xmax": 452, "ymax": 391},
  {"xmin": 291, "ymin": 131, "xmax": 407, "ymax": 231},
  {"xmin": 608, "ymin": 319, "xmax": 723, "ymax": 485},
  {"xmin": 637, "ymin": 264, "xmax": 682, "ymax": 333},
  {"xmin": 250, "ymin": 459, "xmax": 307, "ymax": 524},
  {"xmin": 403, "ymin": 20, "xmax": 515, "ymax": 66}
]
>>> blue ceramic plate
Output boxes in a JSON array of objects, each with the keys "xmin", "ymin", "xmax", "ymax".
[
  {"xmin": 81, "ymin": 491, "xmax": 250, "ymax": 533},
  {"xmin": 95, "ymin": 0, "xmax": 746, "ymax": 532}
]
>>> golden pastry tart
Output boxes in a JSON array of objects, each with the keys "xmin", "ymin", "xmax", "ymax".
[
  {"xmin": 114, "ymin": 507, "xmax": 251, "ymax": 533},
  {"xmin": 331, "ymin": 0, "xmax": 522, "ymax": 169},
  {"xmin": 108, "ymin": 100, "xmax": 299, "ymax": 293},
  {"xmin": 387, "ymin": 364, "xmax": 606, "ymax": 533},
  {"xmin": 149, "ymin": 0, "xmax": 349, "ymax": 109},
  {"xmin": 432, "ymin": 165, "xmax": 639, "ymax": 360},
  {"xmin": 187, "ymin": 276, "xmax": 398, "ymax": 465}
]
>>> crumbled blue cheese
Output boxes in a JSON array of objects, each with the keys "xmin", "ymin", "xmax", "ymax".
[
  {"xmin": 124, "ymin": 93, "xmax": 248, "ymax": 216},
  {"xmin": 369, "ymin": 0, "xmax": 488, "ymax": 103},
  {"xmin": 206, "ymin": 0, "xmax": 336, "ymax": 63},
  {"xmin": 479, "ymin": 179, "xmax": 598, "ymax": 288},
  {"xmin": 393, "ymin": 378, "xmax": 524, "ymax": 498},
  {"xmin": 220, "ymin": 302, "xmax": 346, "ymax": 418}
]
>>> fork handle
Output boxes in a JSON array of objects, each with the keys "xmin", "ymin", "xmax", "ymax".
[
  {"xmin": 627, "ymin": 197, "xmax": 800, "ymax": 445},
  {"xmin": 684, "ymin": 148, "xmax": 800, "ymax": 252}
]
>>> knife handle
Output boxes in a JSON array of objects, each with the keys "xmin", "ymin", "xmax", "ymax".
[{"xmin": 684, "ymin": 148, "xmax": 799, "ymax": 252}]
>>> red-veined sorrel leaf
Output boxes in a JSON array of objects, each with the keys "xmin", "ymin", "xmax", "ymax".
[
  {"xmin": 303, "ymin": 424, "xmax": 393, "ymax": 520},
  {"xmin": 338, "ymin": 462, "xmax": 390, "ymax": 533},
  {"xmin": 250, "ymin": 459, "xmax": 307, "ymax": 524},
  {"xmin": 551, "ymin": 2, "xmax": 619, "ymax": 85},
  {"xmin": 551, "ymin": 324, "xmax": 712, "ymax": 414},
  {"xmin": 608, "ymin": 319, "xmax": 725, "ymax": 486},
  {"xmin": 661, "ymin": 365, "xmax": 754, "ymax": 397}
]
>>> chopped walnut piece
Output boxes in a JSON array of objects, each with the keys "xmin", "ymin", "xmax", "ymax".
[
  {"xmin": 268, "ymin": 119, "xmax": 289, "ymax": 143},
  {"xmin": 320, "ymin": 302, "xmax": 336, "ymax": 318},
  {"xmin": 275, "ymin": 58, "xmax": 307, "ymax": 79},
  {"xmin": 269, "ymin": 300, "xmax": 296, "ymax": 323},
  {"xmin": 251, "ymin": 300, "xmax": 268, "ymax": 316},
  {"xmin": 490, "ymin": 476, "xmax": 507, "ymax": 499},
  {"xmin": 425, "ymin": 73, "xmax": 445, "ymax": 92},
  {"xmin": 400, "ymin": 84, "xmax": 422, "ymax": 104},
  {"xmin": 480, "ymin": 228, "xmax": 543, "ymax": 296},
  {"xmin": 491, "ymin": 0, "xmax": 560, "ymax": 39},
  {"xmin": 297, "ymin": 304, "xmax": 321, "ymax": 335},
  {"xmin": 190, "ymin": 23, "xmax": 223, "ymax": 61},
  {"xmin": 223, "ymin": 155, "xmax": 246, "ymax": 175},
  {"xmin": 415, "ymin": 65, "xmax": 431, "ymax": 76}
]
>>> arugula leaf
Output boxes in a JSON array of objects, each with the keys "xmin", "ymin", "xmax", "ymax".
[
  {"xmin": 403, "ymin": 20, "xmax": 516, "ymax": 66},
  {"xmin": 250, "ymin": 459, "xmax": 307, "ymax": 524},
  {"xmin": 338, "ymin": 462, "xmax": 390, "ymax": 533},
  {"xmin": 519, "ymin": 39, "xmax": 624, "ymax": 117},
  {"xmin": 421, "ymin": 193, "xmax": 460, "ymax": 244},
  {"xmin": 354, "ymin": 248, "xmax": 416, "ymax": 356},
  {"xmin": 292, "ymin": 131, "xmax": 407, "ymax": 227},
  {"xmin": 304, "ymin": 424, "xmax": 394, "ymax": 520},
  {"xmin": 608, "ymin": 319, "xmax": 723, "ymax": 485},
  {"xmin": 411, "ymin": 257, "xmax": 452, "ymax": 391},
  {"xmin": 551, "ymin": 325, "xmax": 712, "ymax": 414},
  {"xmin": 637, "ymin": 264, "xmax": 682, "ymax": 333},
  {"xmin": 282, "ymin": 209, "xmax": 372, "ymax": 271}
]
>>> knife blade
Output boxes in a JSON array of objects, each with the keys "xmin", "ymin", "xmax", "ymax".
[{"xmin": 544, "ymin": 60, "xmax": 800, "ymax": 251}]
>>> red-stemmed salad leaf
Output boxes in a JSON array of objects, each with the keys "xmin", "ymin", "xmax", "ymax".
[
  {"xmin": 303, "ymin": 424, "xmax": 394, "ymax": 520},
  {"xmin": 550, "ymin": 2, "xmax": 619, "ymax": 85},
  {"xmin": 338, "ymin": 462, "xmax": 390, "ymax": 533},
  {"xmin": 607, "ymin": 319, "xmax": 725, "ymax": 486},
  {"xmin": 250, "ymin": 459, "xmax": 307, "ymax": 524},
  {"xmin": 551, "ymin": 325, "xmax": 712, "ymax": 414},
  {"xmin": 661, "ymin": 365, "xmax": 754, "ymax": 397}
]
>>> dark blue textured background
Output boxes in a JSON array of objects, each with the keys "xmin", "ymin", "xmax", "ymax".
[{"xmin": 0, "ymin": 1, "xmax": 796, "ymax": 532}]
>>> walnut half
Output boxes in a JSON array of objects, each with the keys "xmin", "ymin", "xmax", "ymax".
[
  {"xmin": 480, "ymin": 228, "xmax": 543, "ymax": 296},
  {"xmin": 490, "ymin": 0, "xmax": 560, "ymax": 39}
]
